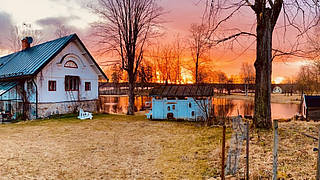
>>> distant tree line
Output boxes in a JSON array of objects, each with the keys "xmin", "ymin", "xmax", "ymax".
[{"xmin": 296, "ymin": 60, "xmax": 320, "ymax": 95}]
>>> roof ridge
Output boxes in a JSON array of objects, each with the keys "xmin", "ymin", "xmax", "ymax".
[
  {"xmin": 22, "ymin": 34, "xmax": 75, "ymax": 52},
  {"xmin": 0, "ymin": 34, "xmax": 75, "ymax": 59},
  {"xmin": 0, "ymin": 34, "xmax": 76, "ymax": 79}
]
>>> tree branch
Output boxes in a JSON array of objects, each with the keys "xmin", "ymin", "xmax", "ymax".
[{"xmin": 215, "ymin": 32, "xmax": 256, "ymax": 44}]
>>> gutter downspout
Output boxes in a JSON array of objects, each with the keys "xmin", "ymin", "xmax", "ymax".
[{"xmin": 32, "ymin": 79, "xmax": 38, "ymax": 119}]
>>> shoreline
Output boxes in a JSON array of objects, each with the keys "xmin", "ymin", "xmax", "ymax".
[{"xmin": 215, "ymin": 93, "xmax": 302, "ymax": 105}]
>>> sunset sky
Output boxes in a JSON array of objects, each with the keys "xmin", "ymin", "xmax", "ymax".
[{"xmin": 0, "ymin": 0, "xmax": 312, "ymax": 82}]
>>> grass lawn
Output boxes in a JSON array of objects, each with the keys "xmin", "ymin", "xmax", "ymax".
[
  {"xmin": 0, "ymin": 114, "xmax": 229, "ymax": 179},
  {"xmin": 1, "ymin": 114, "xmax": 319, "ymax": 179}
]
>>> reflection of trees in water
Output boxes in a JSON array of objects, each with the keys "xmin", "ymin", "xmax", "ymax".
[
  {"xmin": 112, "ymin": 105, "xmax": 123, "ymax": 113},
  {"xmin": 243, "ymin": 101, "xmax": 254, "ymax": 116},
  {"xmin": 100, "ymin": 96, "xmax": 152, "ymax": 114},
  {"xmin": 213, "ymin": 98, "xmax": 254, "ymax": 118},
  {"xmin": 214, "ymin": 98, "xmax": 235, "ymax": 118},
  {"xmin": 113, "ymin": 97, "xmax": 120, "ymax": 103}
]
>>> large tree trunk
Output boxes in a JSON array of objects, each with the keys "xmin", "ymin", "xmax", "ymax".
[
  {"xmin": 253, "ymin": 10, "xmax": 273, "ymax": 129},
  {"xmin": 127, "ymin": 71, "xmax": 135, "ymax": 115}
]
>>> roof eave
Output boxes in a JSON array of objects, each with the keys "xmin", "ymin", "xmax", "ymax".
[{"xmin": 0, "ymin": 75, "xmax": 33, "ymax": 82}]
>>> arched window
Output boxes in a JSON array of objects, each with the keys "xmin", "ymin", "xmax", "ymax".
[{"xmin": 64, "ymin": 60, "xmax": 78, "ymax": 68}]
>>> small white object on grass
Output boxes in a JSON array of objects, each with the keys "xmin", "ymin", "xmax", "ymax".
[{"xmin": 78, "ymin": 109, "xmax": 93, "ymax": 120}]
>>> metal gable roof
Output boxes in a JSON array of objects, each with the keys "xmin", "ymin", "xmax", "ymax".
[
  {"xmin": 0, "ymin": 34, "xmax": 74, "ymax": 79},
  {"xmin": 0, "ymin": 34, "xmax": 108, "ymax": 81},
  {"xmin": 0, "ymin": 81, "xmax": 17, "ymax": 96},
  {"xmin": 149, "ymin": 85, "xmax": 214, "ymax": 97}
]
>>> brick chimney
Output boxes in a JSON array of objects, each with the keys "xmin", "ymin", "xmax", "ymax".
[{"xmin": 21, "ymin": 37, "xmax": 33, "ymax": 50}]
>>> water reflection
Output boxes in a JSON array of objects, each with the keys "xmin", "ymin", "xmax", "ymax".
[
  {"xmin": 215, "ymin": 98, "xmax": 300, "ymax": 119},
  {"xmin": 100, "ymin": 95, "xmax": 300, "ymax": 119},
  {"xmin": 100, "ymin": 95, "xmax": 151, "ymax": 114},
  {"xmin": 213, "ymin": 98, "xmax": 236, "ymax": 118}
]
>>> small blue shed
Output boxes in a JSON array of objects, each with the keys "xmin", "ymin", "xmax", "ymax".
[{"xmin": 146, "ymin": 85, "xmax": 214, "ymax": 121}]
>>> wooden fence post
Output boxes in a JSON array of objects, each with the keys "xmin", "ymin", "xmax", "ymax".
[
  {"xmin": 221, "ymin": 124, "xmax": 226, "ymax": 180},
  {"xmin": 272, "ymin": 120, "xmax": 279, "ymax": 180},
  {"xmin": 316, "ymin": 128, "xmax": 320, "ymax": 180},
  {"xmin": 246, "ymin": 122, "xmax": 249, "ymax": 180}
]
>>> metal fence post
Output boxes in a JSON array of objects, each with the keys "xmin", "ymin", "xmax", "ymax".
[
  {"xmin": 272, "ymin": 120, "xmax": 279, "ymax": 180},
  {"xmin": 221, "ymin": 124, "xmax": 226, "ymax": 180},
  {"xmin": 316, "ymin": 128, "xmax": 320, "ymax": 180},
  {"xmin": 246, "ymin": 122, "xmax": 249, "ymax": 180}
]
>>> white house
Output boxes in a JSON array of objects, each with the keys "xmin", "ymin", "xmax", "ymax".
[{"xmin": 0, "ymin": 34, "xmax": 108, "ymax": 121}]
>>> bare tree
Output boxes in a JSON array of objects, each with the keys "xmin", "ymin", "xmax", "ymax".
[
  {"xmin": 296, "ymin": 65, "xmax": 314, "ymax": 95},
  {"xmin": 137, "ymin": 63, "xmax": 153, "ymax": 84},
  {"xmin": 111, "ymin": 64, "xmax": 123, "ymax": 83},
  {"xmin": 172, "ymin": 35, "xmax": 184, "ymax": 84},
  {"xmin": 189, "ymin": 23, "xmax": 210, "ymax": 83},
  {"xmin": 55, "ymin": 25, "xmax": 72, "ymax": 38},
  {"xmin": 204, "ymin": 0, "xmax": 320, "ymax": 128},
  {"xmin": 8, "ymin": 23, "xmax": 43, "ymax": 52},
  {"xmin": 240, "ymin": 62, "xmax": 255, "ymax": 96},
  {"xmin": 295, "ymin": 60, "xmax": 320, "ymax": 95},
  {"xmin": 148, "ymin": 37, "xmax": 185, "ymax": 84},
  {"xmin": 90, "ymin": 0, "xmax": 163, "ymax": 115}
]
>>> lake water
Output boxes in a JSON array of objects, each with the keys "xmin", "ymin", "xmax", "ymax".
[
  {"xmin": 214, "ymin": 98, "xmax": 300, "ymax": 119},
  {"xmin": 100, "ymin": 95, "xmax": 152, "ymax": 114},
  {"xmin": 100, "ymin": 95, "xmax": 300, "ymax": 119}
]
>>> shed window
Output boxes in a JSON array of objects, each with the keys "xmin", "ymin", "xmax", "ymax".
[
  {"xmin": 48, "ymin": 81, "xmax": 56, "ymax": 91},
  {"xmin": 85, "ymin": 82, "xmax": 91, "ymax": 91},
  {"xmin": 167, "ymin": 106, "xmax": 170, "ymax": 111},
  {"xmin": 64, "ymin": 60, "xmax": 78, "ymax": 68},
  {"xmin": 172, "ymin": 105, "xmax": 175, "ymax": 110},
  {"xmin": 65, "ymin": 76, "xmax": 79, "ymax": 91},
  {"xmin": 189, "ymin": 103, "xmax": 192, "ymax": 108},
  {"xmin": 192, "ymin": 111, "xmax": 195, "ymax": 116}
]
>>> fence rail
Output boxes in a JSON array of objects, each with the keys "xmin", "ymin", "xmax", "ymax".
[{"xmin": 99, "ymin": 82, "xmax": 297, "ymax": 96}]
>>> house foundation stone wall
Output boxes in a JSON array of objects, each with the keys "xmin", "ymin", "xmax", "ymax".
[{"xmin": 37, "ymin": 100, "xmax": 98, "ymax": 118}]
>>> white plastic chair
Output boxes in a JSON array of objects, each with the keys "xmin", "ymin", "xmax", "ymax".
[{"xmin": 78, "ymin": 108, "xmax": 93, "ymax": 120}]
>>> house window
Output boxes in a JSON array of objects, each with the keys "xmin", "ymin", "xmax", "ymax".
[
  {"xmin": 64, "ymin": 60, "xmax": 78, "ymax": 68},
  {"xmin": 85, "ymin": 82, "xmax": 91, "ymax": 91},
  {"xmin": 48, "ymin": 81, "xmax": 56, "ymax": 91},
  {"xmin": 65, "ymin": 76, "xmax": 79, "ymax": 91}
]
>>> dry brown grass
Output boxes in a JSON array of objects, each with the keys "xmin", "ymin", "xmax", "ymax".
[
  {"xmin": 232, "ymin": 120, "xmax": 320, "ymax": 179},
  {"xmin": 0, "ymin": 114, "xmax": 229, "ymax": 179},
  {"xmin": 1, "ymin": 115, "xmax": 318, "ymax": 179}
]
